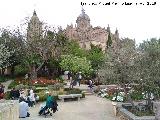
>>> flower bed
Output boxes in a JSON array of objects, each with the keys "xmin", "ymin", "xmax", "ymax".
[{"xmin": 31, "ymin": 77, "xmax": 57, "ymax": 85}]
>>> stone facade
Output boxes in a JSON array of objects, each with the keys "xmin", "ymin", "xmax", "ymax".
[
  {"xmin": 27, "ymin": 10, "xmax": 42, "ymax": 42},
  {"xmin": 27, "ymin": 9, "xmax": 120, "ymax": 51},
  {"xmin": 64, "ymin": 8, "xmax": 120, "ymax": 51}
]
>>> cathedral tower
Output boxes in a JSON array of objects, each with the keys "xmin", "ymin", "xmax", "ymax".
[
  {"xmin": 76, "ymin": 8, "xmax": 91, "ymax": 30},
  {"xmin": 27, "ymin": 10, "xmax": 42, "ymax": 42}
]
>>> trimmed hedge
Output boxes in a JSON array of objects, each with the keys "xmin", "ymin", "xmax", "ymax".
[{"xmin": 64, "ymin": 88, "xmax": 82, "ymax": 94}]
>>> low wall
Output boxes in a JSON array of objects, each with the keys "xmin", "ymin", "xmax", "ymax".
[
  {"xmin": 117, "ymin": 103, "xmax": 155, "ymax": 120},
  {"xmin": 0, "ymin": 100, "xmax": 19, "ymax": 120}
]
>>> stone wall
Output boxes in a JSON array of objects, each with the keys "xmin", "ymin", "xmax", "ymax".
[
  {"xmin": 116, "ymin": 103, "xmax": 155, "ymax": 120},
  {"xmin": 0, "ymin": 100, "xmax": 19, "ymax": 120}
]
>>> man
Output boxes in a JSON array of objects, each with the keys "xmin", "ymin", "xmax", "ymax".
[
  {"xmin": 19, "ymin": 98, "xmax": 30, "ymax": 118},
  {"xmin": 77, "ymin": 72, "xmax": 82, "ymax": 86}
]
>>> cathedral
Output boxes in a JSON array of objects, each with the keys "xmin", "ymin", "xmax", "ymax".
[
  {"xmin": 64, "ymin": 8, "xmax": 120, "ymax": 51},
  {"xmin": 27, "ymin": 9, "xmax": 120, "ymax": 51}
]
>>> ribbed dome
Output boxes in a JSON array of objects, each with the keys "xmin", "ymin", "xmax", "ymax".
[{"xmin": 77, "ymin": 8, "xmax": 90, "ymax": 21}]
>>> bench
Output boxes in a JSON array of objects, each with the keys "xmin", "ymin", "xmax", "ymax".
[{"xmin": 58, "ymin": 94, "xmax": 82, "ymax": 102}]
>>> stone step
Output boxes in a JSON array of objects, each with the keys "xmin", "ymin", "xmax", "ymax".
[{"xmin": 82, "ymin": 90, "xmax": 94, "ymax": 95}]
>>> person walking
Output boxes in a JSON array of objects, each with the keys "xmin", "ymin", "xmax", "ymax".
[
  {"xmin": 77, "ymin": 72, "xmax": 82, "ymax": 86},
  {"xmin": 29, "ymin": 89, "xmax": 36, "ymax": 107}
]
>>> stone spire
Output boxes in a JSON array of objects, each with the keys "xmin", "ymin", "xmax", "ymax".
[
  {"xmin": 33, "ymin": 10, "xmax": 37, "ymax": 16},
  {"xmin": 27, "ymin": 10, "xmax": 42, "ymax": 42},
  {"xmin": 115, "ymin": 28, "xmax": 119, "ymax": 38},
  {"xmin": 107, "ymin": 24, "xmax": 110, "ymax": 33},
  {"xmin": 82, "ymin": 7, "xmax": 85, "ymax": 15}
]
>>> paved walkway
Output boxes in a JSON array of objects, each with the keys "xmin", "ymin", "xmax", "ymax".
[
  {"xmin": 1, "ymin": 80, "xmax": 13, "ymax": 92},
  {"xmin": 22, "ymin": 95, "xmax": 117, "ymax": 120},
  {"xmin": 2, "ymin": 80, "xmax": 118, "ymax": 120}
]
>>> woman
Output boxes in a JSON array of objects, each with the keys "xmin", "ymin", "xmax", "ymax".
[{"xmin": 46, "ymin": 93, "xmax": 54, "ymax": 108}]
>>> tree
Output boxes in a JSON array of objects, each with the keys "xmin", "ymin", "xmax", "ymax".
[
  {"xmin": 23, "ymin": 26, "xmax": 69, "ymax": 80},
  {"xmin": 63, "ymin": 40, "xmax": 86, "ymax": 58},
  {"xmin": 99, "ymin": 38, "xmax": 137, "ymax": 108},
  {"xmin": 0, "ymin": 28, "xmax": 25, "ymax": 75},
  {"xmin": 86, "ymin": 44, "xmax": 105, "ymax": 70},
  {"xmin": 59, "ymin": 54, "xmax": 92, "ymax": 76},
  {"xmin": 100, "ymin": 38, "xmax": 136, "ymax": 84},
  {"xmin": 0, "ymin": 44, "xmax": 14, "ymax": 74},
  {"xmin": 134, "ymin": 38, "xmax": 160, "ymax": 111}
]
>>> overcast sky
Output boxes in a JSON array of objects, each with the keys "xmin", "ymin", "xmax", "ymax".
[{"xmin": 0, "ymin": 0, "xmax": 160, "ymax": 44}]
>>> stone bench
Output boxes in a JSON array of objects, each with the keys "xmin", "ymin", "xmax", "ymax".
[{"xmin": 58, "ymin": 94, "xmax": 82, "ymax": 102}]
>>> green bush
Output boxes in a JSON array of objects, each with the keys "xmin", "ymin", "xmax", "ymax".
[
  {"xmin": 8, "ymin": 80, "xmax": 18, "ymax": 89},
  {"xmin": 34, "ymin": 87, "xmax": 48, "ymax": 93},
  {"xmin": 14, "ymin": 65, "xmax": 28, "ymax": 76},
  {"xmin": 56, "ymin": 76, "xmax": 64, "ymax": 83},
  {"xmin": 130, "ymin": 91, "xmax": 143, "ymax": 100},
  {"xmin": 37, "ymin": 91, "xmax": 59, "ymax": 102},
  {"xmin": 48, "ymin": 83, "xmax": 64, "ymax": 91},
  {"xmin": 33, "ymin": 84, "xmax": 48, "ymax": 87},
  {"xmin": 38, "ymin": 93, "xmax": 48, "ymax": 102},
  {"xmin": 64, "ymin": 88, "xmax": 82, "ymax": 94}
]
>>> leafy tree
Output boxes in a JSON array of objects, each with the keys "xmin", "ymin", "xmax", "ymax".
[
  {"xmin": 63, "ymin": 40, "xmax": 86, "ymax": 58},
  {"xmin": 86, "ymin": 44, "xmax": 105, "ymax": 70},
  {"xmin": 99, "ymin": 38, "xmax": 137, "ymax": 108},
  {"xmin": 134, "ymin": 38, "xmax": 160, "ymax": 111},
  {"xmin": 0, "ymin": 44, "xmax": 14, "ymax": 71},
  {"xmin": 23, "ymin": 26, "xmax": 68, "ymax": 80},
  {"xmin": 59, "ymin": 54, "xmax": 92, "ymax": 76},
  {"xmin": 0, "ymin": 28, "xmax": 25, "ymax": 75}
]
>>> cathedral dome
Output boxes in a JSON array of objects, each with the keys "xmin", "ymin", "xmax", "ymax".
[{"xmin": 77, "ymin": 8, "xmax": 90, "ymax": 21}]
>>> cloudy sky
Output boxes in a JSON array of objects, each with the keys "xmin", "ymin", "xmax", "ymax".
[{"xmin": 0, "ymin": 0, "xmax": 160, "ymax": 44}]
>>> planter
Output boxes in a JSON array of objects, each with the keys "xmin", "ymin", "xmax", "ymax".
[
  {"xmin": 112, "ymin": 102, "xmax": 117, "ymax": 116},
  {"xmin": 117, "ymin": 103, "xmax": 155, "ymax": 120}
]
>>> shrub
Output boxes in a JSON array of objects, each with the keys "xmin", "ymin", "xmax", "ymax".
[
  {"xmin": 14, "ymin": 65, "xmax": 28, "ymax": 76},
  {"xmin": 56, "ymin": 76, "xmax": 64, "ymax": 83},
  {"xmin": 34, "ymin": 87, "xmax": 48, "ymax": 93},
  {"xmin": 48, "ymin": 83, "xmax": 64, "ymax": 91},
  {"xmin": 130, "ymin": 91, "xmax": 143, "ymax": 100},
  {"xmin": 37, "ymin": 91, "xmax": 59, "ymax": 102},
  {"xmin": 64, "ymin": 88, "xmax": 82, "ymax": 94},
  {"xmin": 32, "ymin": 84, "xmax": 48, "ymax": 87},
  {"xmin": 38, "ymin": 93, "xmax": 48, "ymax": 102},
  {"xmin": 8, "ymin": 80, "xmax": 18, "ymax": 89}
]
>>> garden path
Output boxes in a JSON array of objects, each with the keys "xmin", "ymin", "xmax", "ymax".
[
  {"xmin": 21, "ymin": 95, "xmax": 118, "ymax": 120},
  {"xmin": 1, "ymin": 80, "xmax": 13, "ymax": 92}
]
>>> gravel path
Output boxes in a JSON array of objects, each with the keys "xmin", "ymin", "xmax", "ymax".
[{"xmin": 21, "ymin": 95, "xmax": 117, "ymax": 120}]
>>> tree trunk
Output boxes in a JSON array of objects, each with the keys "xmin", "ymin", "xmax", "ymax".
[
  {"xmin": 30, "ymin": 66, "xmax": 37, "ymax": 80},
  {"xmin": 146, "ymin": 91, "xmax": 152, "ymax": 112}
]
